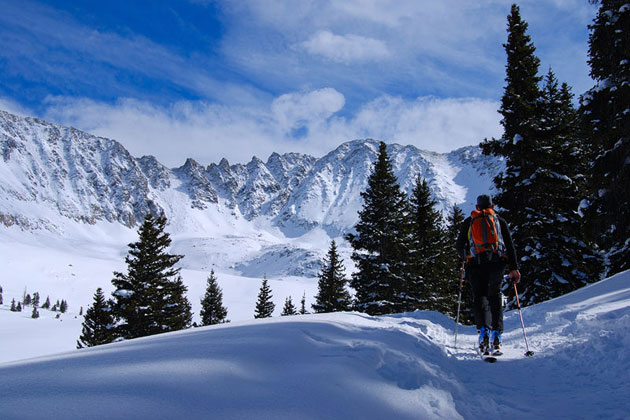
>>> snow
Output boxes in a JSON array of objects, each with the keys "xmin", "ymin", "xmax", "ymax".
[{"xmin": 1, "ymin": 271, "xmax": 629, "ymax": 419}]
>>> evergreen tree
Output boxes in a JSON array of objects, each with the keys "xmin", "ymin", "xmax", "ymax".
[
  {"xmin": 24, "ymin": 293, "xmax": 31, "ymax": 306},
  {"xmin": 10, "ymin": 298, "xmax": 16, "ymax": 312},
  {"xmin": 200, "ymin": 270, "xmax": 229, "ymax": 326},
  {"xmin": 254, "ymin": 277, "xmax": 275, "ymax": 319},
  {"xmin": 346, "ymin": 141, "xmax": 410, "ymax": 315},
  {"xmin": 110, "ymin": 213, "xmax": 191, "ymax": 339},
  {"xmin": 281, "ymin": 296, "xmax": 298, "ymax": 316},
  {"xmin": 42, "ymin": 296, "xmax": 50, "ymax": 309},
  {"xmin": 446, "ymin": 204, "xmax": 474, "ymax": 324},
  {"xmin": 32, "ymin": 292, "xmax": 40, "ymax": 308},
  {"xmin": 299, "ymin": 292, "xmax": 308, "ymax": 315},
  {"xmin": 512, "ymin": 70, "xmax": 605, "ymax": 305},
  {"xmin": 16, "ymin": 301, "xmax": 22, "ymax": 312},
  {"xmin": 581, "ymin": 0, "xmax": 630, "ymax": 275},
  {"xmin": 77, "ymin": 288, "xmax": 117, "ymax": 348},
  {"xmin": 312, "ymin": 240, "xmax": 351, "ymax": 313},
  {"xmin": 60, "ymin": 300, "xmax": 68, "ymax": 313},
  {"xmin": 31, "ymin": 301, "xmax": 39, "ymax": 319},
  {"xmin": 0, "ymin": 285, "xmax": 3, "ymax": 305},
  {"xmin": 406, "ymin": 177, "xmax": 452, "ymax": 313}
]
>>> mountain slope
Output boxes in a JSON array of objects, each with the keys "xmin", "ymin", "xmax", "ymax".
[{"xmin": 1, "ymin": 270, "xmax": 628, "ymax": 419}]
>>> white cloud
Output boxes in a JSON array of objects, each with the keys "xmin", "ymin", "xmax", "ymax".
[
  {"xmin": 301, "ymin": 31, "xmax": 390, "ymax": 63},
  {"xmin": 0, "ymin": 97, "xmax": 32, "ymax": 117},
  {"xmin": 39, "ymin": 90, "xmax": 500, "ymax": 167}
]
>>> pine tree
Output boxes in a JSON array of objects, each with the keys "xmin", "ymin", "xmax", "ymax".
[
  {"xmin": 581, "ymin": 0, "xmax": 630, "ymax": 275},
  {"xmin": 0, "ymin": 285, "xmax": 3, "ymax": 305},
  {"xmin": 42, "ymin": 296, "xmax": 50, "ymax": 309},
  {"xmin": 312, "ymin": 240, "xmax": 351, "ymax": 313},
  {"xmin": 60, "ymin": 300, "xmax": 68, "ymax": 313},
  {"xmin": 77, "ymin": 288, "xmax": 117, "ymax": 348},
  {"xmin": 511, "ymin": 70, "xmax": 605, "ymax": 305},
  {"xmin": 10, "ymin": 298, "xmax": 16, "ymax": 312},
  {"xmin": 200, "ymin": 270, "xmax": 229, "ymax": 326},
  {"xmin": 16, "ymin": 301, "xmax": 22, "ymax": 312},
  {"xmin": 346, "ymin": 141, "xmax": 410, "ymax": 315},
  {"xmin": 281, "ymin": 296, "xmax": 298, "ymax": 316},
  {"xmin": 32, "ymin": 292, "xmax": 40, "ymax": 308},
  {"xmin": 31, "ymin": 302, "xmax": 39, "ymax": 319},
  {"xmin": 299, "ymin": 292, "xmax": 308, "ymax": 315},
  {"xmin": 24, "ymin": 293, "xmax": 31, "ymax": 306},
  {"xmin": 254, "ymin": 276, "xmax": 275, "ymax": 319},
  {"xmin": 446, "ymin": 204, "xmax": 474, "ymax": 324},
  {"xmin": 406, "ymin": 177, "xmax": 452, "ymax": 313},
  {"xmin": 110, "ymin": 213, "xmax": 191, "ymax": 339}
]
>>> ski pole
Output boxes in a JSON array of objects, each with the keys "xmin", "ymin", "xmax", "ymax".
[
  {"xmin": 454, "ymin": 261, "xmax": 466, "ymax": 349},
  {"xmin": 513, "ymin": 281, "xmax": 535, "ymax": 357}
]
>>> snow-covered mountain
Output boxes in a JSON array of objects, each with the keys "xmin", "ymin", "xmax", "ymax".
[
  {"xmin": 1, "ymin": 267, "xmax": 628, "ymax": 419},
  {"xmin": 0, "ymin": 109, "xmax": 502, "ymax": 238}
]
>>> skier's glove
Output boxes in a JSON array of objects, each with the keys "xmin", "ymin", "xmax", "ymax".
[{"xmin": 509, "ymin": 270, "xmax": 521, "ymax": 283}]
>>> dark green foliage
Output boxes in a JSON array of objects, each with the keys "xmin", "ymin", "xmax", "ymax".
[
  {"xmin": 406, "ymin": 177, "xmax": 452, "ymax": 314},
  {"xmin": 60, "ymin": 300, "xmax": 68, "ymax": 313},
  {"xmin": 299, "ymin": 292, "xmax": 308, "ymax": 315},
  {"xmin": 32, "ymin": 292, "xmax": 40, "ymax": 308},
  {"xmin": 10, "ymin": 298, "xmax": 16, "ymax": 312},
  {"xmin": 41, "ymin": 296, "xmax": 50, "ymax": 309},
  {"xmin": 110, "ymin": 213, "xmax": 192, "ymax": 339},
  {"xmin": 77, "ymin": 288, "xmax": 117, "ymax": 348},
  {"xmin": 346, "ymin": 141, "xmax": 410, "ymax": 315},
  {"xmin": 200, "ymin": 270, "xmax": 229, "ymax": 326},
  {"xmin": 31, "ymin": 302, "xmax": 39, "ymax": 319},
  {"xmin": 0, "ymin": 285, "xmax": 3, "ymax": 305},
  {"xmin": 581, "ymin": 0, "xmax": 630, "ymax": 274},
  {"xmin": 16, "ymin": 301, "xmax": 22, "ymax": 312},
  {"xmin": 254, "ymin": 277, "xmax": 275, "ymax": 319},
  {"xmin": 312, "ymin": 240, "xmax": 351, "ymax": 313},
  {"xmin": 446, "ymin": 205, "xmax": 474, "ymax": 324},
  {"xmin": 24, "ymin": 293, "xmax": 32, "ymax": 306},
  {"xmin": 281, "ymin": 296, "xmax": 298, "ymax": 316}
]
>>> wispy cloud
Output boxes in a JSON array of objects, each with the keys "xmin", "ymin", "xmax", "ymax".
[
  {"xmin": 302, "ymin": 31, "xmax": 390, "ymax": 63},
  {"xmin": 41, "ymin": 90, "xmax": 500, "ymax": 167}
]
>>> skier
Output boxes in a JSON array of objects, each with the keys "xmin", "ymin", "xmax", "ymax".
[{"xmin": 456, "ymin": 194, "xmax": 520, "ymax": 354}]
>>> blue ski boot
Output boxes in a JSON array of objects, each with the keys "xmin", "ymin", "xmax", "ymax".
[
  {"xmin": 478, "ymin": 327, "xmax": 490, "ymax": 355},
  {"xmin": 491, "ymin": 330, "xmax": 502, "ymax": 355}
]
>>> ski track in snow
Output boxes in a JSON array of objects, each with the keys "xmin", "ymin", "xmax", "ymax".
[{"xmin": 1, "ymin": 271, "xmax": 628, "ymax": 419}]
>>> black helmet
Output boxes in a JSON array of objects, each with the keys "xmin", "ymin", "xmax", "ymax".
[{"xmin": 477, "ymin": 194, "xmax": 493, "ymax": 209}]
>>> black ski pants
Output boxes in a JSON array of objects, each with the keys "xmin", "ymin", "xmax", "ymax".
[{"xmin": 467, "ymin": 262, "xmax": 505, "ymax": 332}]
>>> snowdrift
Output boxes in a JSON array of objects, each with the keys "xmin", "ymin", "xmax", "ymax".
[{"xmin": 1, "ymin": 270, "xmax": 629, "ymax": 419}]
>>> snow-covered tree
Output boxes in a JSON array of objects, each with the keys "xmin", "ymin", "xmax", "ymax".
[
  {"xmin": 406, "ymin": 176, "xmax": 451, "ymax": 314},
  {"xmin": 77, "ymin": 288, "xmax": 117, "ymax": 348},
  {"xmin": 446, "ymin": 204, "xmax": 473, "ymax": 323},
  {"xmin": 347, "ymin": 141, "xmax": 410, "ymax": 315},
  {"xmin": 581, "ymin": 0, "xmax": 630, "ymax": 275},
  {"xmin": 299, "ymin": 292, "xmax": 308, "ymax": 315},
  {"xmin": 31, "ymin": 300, "xmax": 39, "ymax": 319},
  {"xmin": 312, "ymin": 240, "xmax": 351, "ymax": 313},
  {"xmin": 281, "ymin": 296, "xmax": 298, "ymax": 316},
  {"xmin": 200, "ymin": 270, "xmax": 229, "ymax": 326},
  {"xmin": 110, "ymin": 213, "xmax": 192, "ymax": 339},
  {"xmin": 254, "ymin": 277, "xmax": 275, "ymax": 319}
]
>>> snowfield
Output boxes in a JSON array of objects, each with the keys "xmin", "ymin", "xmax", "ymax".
[{"xmin": 1, "ymin": 269, "xmax": 628, "ymax": 419}]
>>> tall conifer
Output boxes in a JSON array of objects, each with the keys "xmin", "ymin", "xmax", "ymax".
[
  {"xmin": 581, "ymin": 0, "xmax": 630, "ymax": 274},
  {"xmin": 110, "ymin": 213, "xmax": 191, "ymax": 339},
  {"xmin": 346, "ymin": 141, "xmax": 410, "ymax": 315}
]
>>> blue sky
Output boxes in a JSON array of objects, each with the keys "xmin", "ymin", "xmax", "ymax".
[{"xmin": 0, "ymin": 0, "xmax": 597, "ymax": 166}]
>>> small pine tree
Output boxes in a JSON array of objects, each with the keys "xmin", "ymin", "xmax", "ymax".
[
  {"xmin": 0, "ymin": 285, "xmax": 3, "ymax": 305},
  {"xmin": 80, "ymin": 306, "xmax": 83, "ymax": 316},
  {"xmin": 312, "ymin": 240, "xmax": 351, "ymax": 313},
  {"xmin": 281, "ymin": 296, "xmax": 298, "ymax": 316},
  {"xmin": 254, "ymin": 277, "xmax": 275, "ymax": 319},
  {"xmin": 31, "ymin": 302, "xmax": 39, "ymax": 319},
  {"xmin": 16, "ymin": 301, "xmax": 22, "ymax": 312},
  {"xmin": 77, "ymin": 288, "xmax": 118, "ymax": 348},
  {"xmin": 32, "ymin": 292, "xmax": 40, "ymax": 308},
  {"xmin": 60, "ymin": 300, "xmax": 68, "ymax": 313},
  {"xmin": 200, "ymin": 270, "xmax": 229, "ymax": 326},
  {"xmin": 299, "ymin": 292, "xmax": 308, "ymax": 315},
  {"xmin": 10, "ymin": 298, "xmax": 16, "ymax": 312},
  {"xmin": 42, "ymin": 296, "xmax": 50, "ymax": 309},
  {"xmin": 24, "ymin": 293, "xmax": 32, "ymax": 306}
]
